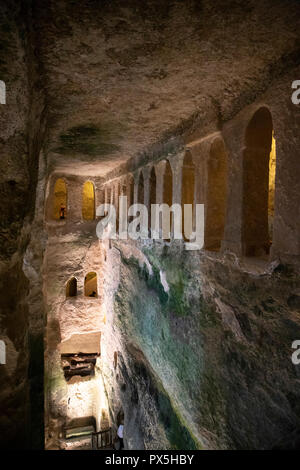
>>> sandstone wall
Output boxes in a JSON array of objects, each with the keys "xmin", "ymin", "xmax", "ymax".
[{"xmin": 0, "ymin": 0, "xmax": 47, "ymax": 449}]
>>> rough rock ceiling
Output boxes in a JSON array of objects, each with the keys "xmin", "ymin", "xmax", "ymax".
[{"xmin": 33, "ymin": 0, "xmax": 300, "ymax": 176}]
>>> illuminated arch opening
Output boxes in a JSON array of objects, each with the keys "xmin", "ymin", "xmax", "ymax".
[
  {"xmin": 53, "ymin": 178, "xmax": 67, "ymax": 220},
  {"xmin": 268, "ymin": 132, "xmax": 276, "ymax": 245},
  {"xmin": 84, "ymin": 272, "xmax": 98, "ymax": 297},
  {"xmin": 66, "ymin": 277, "xmax": 77, "ymax": 297},
  {"xmin": 242, "ymin": 107, "xmax": 276, "ymax": 256},
  {"xmin": 181, "ymin": 152, "xmax": 195, "ymax": 241},
  {"xmin": 82, "ymin": 181, "xmax": 95, "ymax": 220},
  {"xmin": 205, "ymin": 138, "xmax": 228, "ymax": 251}
]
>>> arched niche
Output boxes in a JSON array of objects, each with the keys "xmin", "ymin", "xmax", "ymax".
[
  {"xmin": 205, "ymin": 138, "xmax": 228, "ymax": 251},
  {"xmin": 121, "ymin": 180, "xmax": 127, "ymax": 197},
  {"xmin": 181, "ymin": 152, "xmax": 195, "ymax": 241},
  {"xmin": 126, "ymin": 174, "xmax": 134, "ymax": 224},
  {"xmin": 163, "ymin": 160, "xmax": 173, "ymax": 207},
  {"xmin": 82, "ymin": 181, "xmax": 95, "ymax": 220},
  {"xmin": 66, "ymin": 277, "xmax": 77, "ymax": 297},
  {"xmin": 98, "ymin": 188, "xmax": 105, "ymax": 206},
  {"xmin": 127, "ymin": 174, "xmax": 134, "ymax": 206},
  {"xmin": 149, "ymin": 166, "xmax": 156, "ymax": 230},
  {"xmin": 53, "ymin": 178, "xmax": 67, "ymax": 220},
  {"xmin": 242, "ymin": 107, "xmax": 276, "ymax": 257},
  {"xmin": 84, "ymin": 272, "xmax": 98, "ymax": 297},
  {"xmin": 115, "ymin": 181, "xmax": 120, "ymax": 203},
  {"xmin": 138, "ymin": 171, "xmax": 144, "ymax": 205},
  {"xmin": 106, "ymin": 187, "xmax": 111, "ymax": 205},
  {"xmin": 115, "ymin": 182, "xmax": 120, "ymax": 229},
  {"xmin": 162, "ymin": 160, "xmax": 173, "ymax": 240}
]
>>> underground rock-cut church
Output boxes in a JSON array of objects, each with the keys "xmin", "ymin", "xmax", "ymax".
[{"xmin": 0, "ymin": 0, "xmax": 300, "ymax": 451}]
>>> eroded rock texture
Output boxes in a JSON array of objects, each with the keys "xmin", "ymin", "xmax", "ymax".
[
  {"xmin": 108, "ymin": 245, "xmax": 300, "ymax": 449},
  {"xmin": 0, "ymin": 0, "xmax": 300, "ymax": 450},
  {"xmin": 0, "ymin": 0, "xmax": 46, "ymax": 449}
]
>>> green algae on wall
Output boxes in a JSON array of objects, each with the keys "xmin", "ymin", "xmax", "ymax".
[
  {"xmin": 114, "ymin": 250, "xmax": 206, "ymax": 449},
  {"xmin": 127, "ymin": 340, "xmax": 201, "ymax": 450},
  {"xmin": 122, "ymin": 252, "xmax": 191, "ymax": 317},
  {"xmin": 157, "ymin": 386, "xmax": 201, "ymax": 450},
  {"xmin": 44, "ymin": 363, "xmax": 66, "ymax": 396}
]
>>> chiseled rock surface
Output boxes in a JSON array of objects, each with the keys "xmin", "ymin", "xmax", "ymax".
[
  {"xmin": 102, "ymin": 241, "xmax": 300, "ymax": 449},
  {"xmin": 0, "ymin": 1, "xmax": 39, "ymax": 449},
  {"xmin": 44, "ymin": 231, "xmax": 109, "ymax": 448},
  {"xmin": 32, "ymin": 0, "xmax": 300, "ymax": 176}
]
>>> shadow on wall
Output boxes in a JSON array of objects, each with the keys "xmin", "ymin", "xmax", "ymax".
[
  {"xmin": 114, "ymin": 343, "xmax": 200, "ymax": 450},
  {"xmin": 82, "ymin": 181, "xmax": 95, "ymax": 220},
  {"xmin": 205, "ymin": 137, "xmax": 228, "ymax": 251},
  {"xmin": 53, "ymin": 178, "xmax": 67, "ymax": 220},
  {"xmin": 242, "ymin": 107, "xmax": 276, "ymax": 257},
  {"xmin": 84, "ymin": 272, "xmax": 98, "ymax": 297}
]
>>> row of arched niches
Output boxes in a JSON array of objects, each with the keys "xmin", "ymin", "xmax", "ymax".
[
  {"xmin": 49, "ymin": 106, "xmax": 277, "ymax": 258},
  {"xmin": 66, "ymin": 273, "xmax": 98, "ymax": 298}
]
